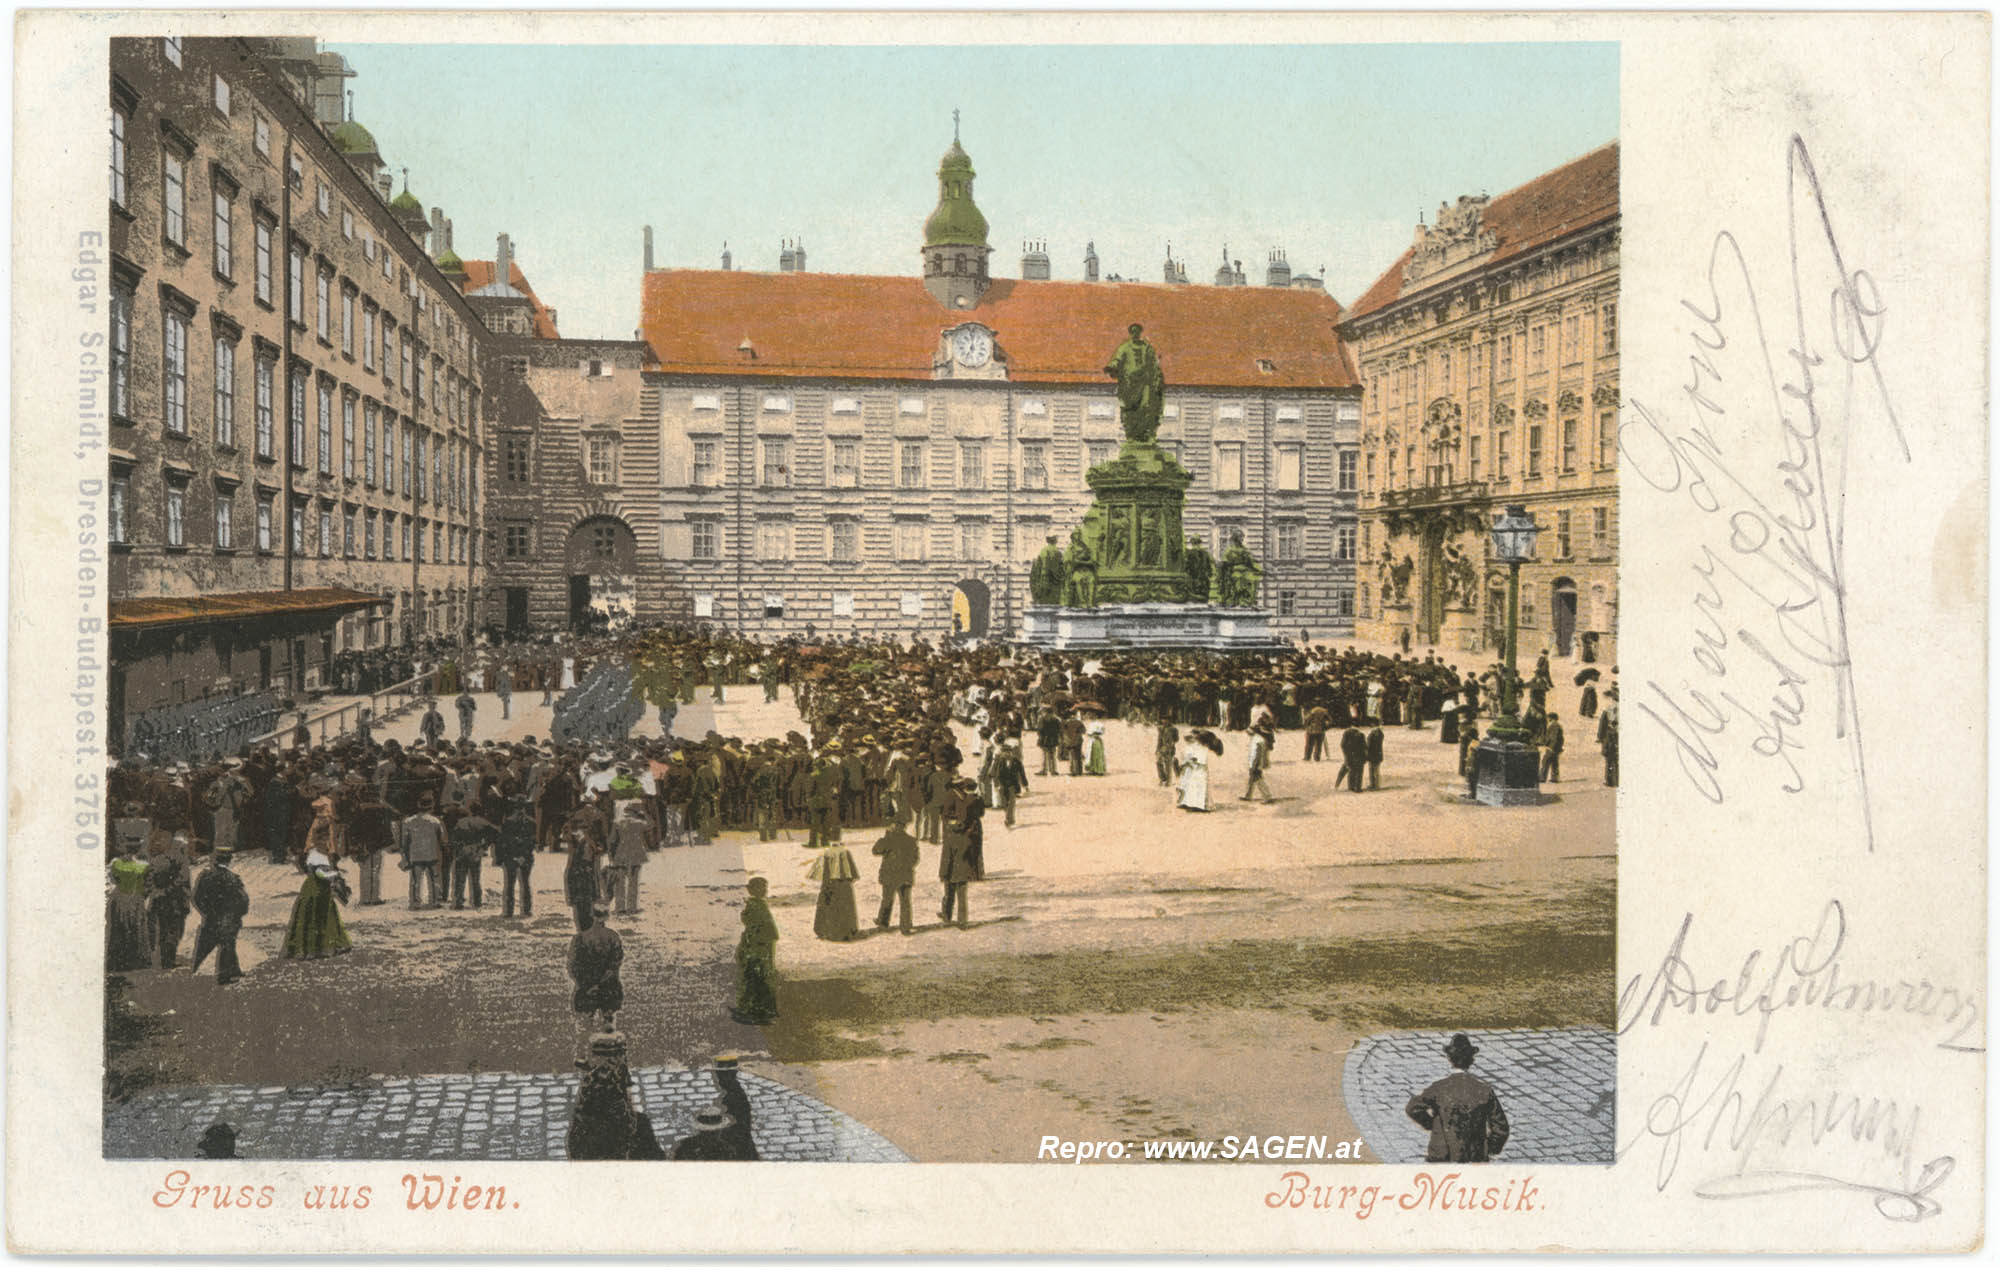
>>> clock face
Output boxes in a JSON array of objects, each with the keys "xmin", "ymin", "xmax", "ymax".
[{"xmin": 952, "ymin": 325, "xmax": 993, "ymax": 368}]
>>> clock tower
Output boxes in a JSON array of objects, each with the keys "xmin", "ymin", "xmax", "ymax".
[{"xmin": 921, "ymin": 115, "xmax": 993, "ymax": 311}]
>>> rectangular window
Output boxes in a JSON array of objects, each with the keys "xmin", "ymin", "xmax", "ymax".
[
  {"xmin": 401, "ymin": 428, "xmax": 412, "ymax": 495},
  {"xmin": 1338, "ymin": 449, "xmax": 1358, "ymax": 493},
  {"xmin": 1593, "ymin": 505, "xmax": 1611, "ymax": 556},
  {"xmin": 342, "ymin": 394, "xmax": 356, "ymax": 479},
  {"xmin": 109, "ymin": 285, "xmax": 131, "ymax": 419},
  {"xmin": 253, "ymin": 114, "xmax": 270, "ymax": 157},
  {"xmin": 341, "ymin": 289, "xmax": 355, "ymax": 356},
  {"xmin": 587, "ymin": 435, "xmax": 616, "ymax": 485},
  {"xmin": 289, "ymin": 368, "xmax": 307, "ymax": 466},
  {"xmin": 109, "ymin": 474, "xmax": 129, "ymax": 544},
  {"xmin": 316, "ymin": 182, "xmax": 329, "ymax": 217},
  {"xmin": 165, "ymin": 484, "xmax": 185, "ymax": 547},
  {"xmin": 316, "ymin": 380, "xmax": 333, "ymax": 475},
  {"xmin": 896, "ymin": 519, "xmax": 926, "ymax": 562},
  {"xmin": 1557, "ymin": 509, "xmax": 1573, "ymax": 559},
  {"xmin": 162, "ymin": 307, "xmax": 188, "ymax": 434},
  {"xmin": 363, "ymin": 403, "xmax": 377, "ymax": 484},
  {"xmin": 1530, "ymin": 326, "xmax": 1546, "ymax": 371},
  {"xmin": 1214, "ymin": 442, "xmax": 1245, "ymax": 492},
  {"xmin": 362, "ymin": 305, "xmax": 377, "ymax": 370},
  {"xmin": 1565, "ymin": 316, "xmax": 1582, "ymax": 364},
  {"xmin": 831, "ymin": 519, "xmax": 859, "ymax": 562},
  {"xmin": 1602, "ymin": 305, "xmax": 1617, "ymax": 354},
  {"xmin": 364, "ymin": 510, "xmax": 376, "ymax": 559},
  {"xmin": 288, "ymin": 244, "xmax": 305, "ymax": 324},
  {"xmin": 830, "ymin": 439, "xmax": 859, "ymax": 488},
  {"xmin": 413, "ymin": 519, "xmax": 424, "ymax": 562},
  {"xmin": 212, "ymin": 335, "xmax": 235, "ymax": 447},
  {"xmin": 1598, "ymin": 411, "xmax": 1617, "ymax": 468},
  {"xmin": 958, "ymin": 519, "xmax": 989, "ymax": 562},
  {"xmin": 504, "ymin": 434, "xmax": 530, "ymax": 482},
  {"xmin": 1275, "ymin": 444, "xmax": 1303, "ymax": 492},
  {"xmin": 1336, "ymin": 587, "xmax": 1355, "ymax": 619},
  {"xmin": 254, "ymin": 356, "xmax": 275, "ymax": 458},
  {"xmin": 162, "ymin": 151, "xmax": 186, "ymax": 246},
  {"xmin": 290, "ymin": 503, "xmax": 304, "ymax": 554},
  {"xmin": 1527, "ymin": 423, "xmax": 1544, "ymax": 477},
  {"xmin": 504, "ymin": 523, "xmax": 530, "ymax": 559},
  {"xmin": 214, "ymin": 493, "xmax": 232, "ymax": 550},
  {"xmin": 1277, "ymin": 591, "xmax": 1296, "ymax": 618},
  {"xmin": 162, "ymin": 36, "xmax": 182, "ymax": 66},
  {"xmin": 433, "ymin": 523, "xmax": 442, "ymax": 563},
  {"xmin": 1020, "ymin": 442, "xmax": 1048, "ymax": 490},
  {"xmin": 212, "ymin": 187, "xmax": 232, "ymax": 277},
  {"xmin": 212, "ymin": 74, "xmax": 230, "ymax": 115},
  {"xmin": 959, "ymin": 441, "xmax": 985, "ymax": 489},
  {"xmin": 1496, "ymin": 430, "xmax": 1511, "ymax": 480},
  {"xmin": 898, "ymin": 441, "xmax": 925, "ymax": 490},
  {"xmin": 255, "ymin": 494, "xmax": 272, "ymax": 552},
  {"xmin": 344, "ymin": 508, "xmax": 357, "ymax": 557},
  {"xmin": 400, "ymin": 518, "xmax": 410, "ymax": 560},
  {"xmin": 757, "ymin": 520, "xmax": 792, "ymax": 562},
  {"xmin": 110, "ymin": 105, "xmax": 127, "ymax": 207},
  {"xmin": 1276, "ymin": 523, "xmax": 1303, "ymax": 561},
  {"xmin": 690, "ymin": 520, "xmax": 718, "ymax": 561},
  {"xmin": 1467, "ymin": 434, "xmax": 1482, "ymax": 481},
  {"xmin": 287, "ymin": 151, "xmax": 303, "ymax": 193},
  {"xmin": 254, "ymin": 218, "xmax": 273, "ymax": 305},
  {"xmin": 316, "ymin": 270, "xmax": 331, "ymax": 338},
  {"xmin": 381, "ymin": 321, "xmax": 394, "ymax": 386},
  {"xmin": 400, "ymin": 337, "xmax": 413, "ymax": 393},
  {"xmin": 1335, "ymin": 523, "xmax": 1356, "ymax": 562},
  {"xmin": 1562, "ymin": 416, "xmax": 1578, "ymax": 472},
  {"xmin": 1498, "ymin": 335, "xmax": 1513, "ymax": 379},
  {"xmin": 1085, "ymin": 440, "xmax": 1115, "ymax": 469},
  {"xmin": 761, "ymin": 437, "xmax": 791, "ymax": 487}
]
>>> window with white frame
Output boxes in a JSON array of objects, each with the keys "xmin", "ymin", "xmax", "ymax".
[
  {"xmin": 1086, "ymin": 440, "xmax": 1115, "ymax": 469},
  {"xmin": 829, "ymin": 438, "xmax": 859, "ymax": 488},
  {"xmin": 898, "ymin": 441, "xmax": 925, "ymax": 490},
  {"xmin": 214, "ymin": 490, "xmax": 233, "ymax": 549},
  {"xmin": 212, "ymin": 334, "xmax": 235, "ymax": 447},
  {"xmin": 290, "ymin": 502, "xmax": 304, "ymax": 554},
  {"xmin": 161, "ymin": 306, "xmax": 189, "ymax": 434},
  {"xmin": 959, "ymin": 441, "xmax": 985, "ymax": 488},
  {"xmin": 691, "ymin": 438, "xmax": 719, "ymax": 487},
  {"xmin": 255, "ymin": 493, "xmax": 272, "ymax": 552},
  {"xmin": 1019, "ymin": 441, "xmax": 1048, "ymax": 490},
  {"xmin": 165, "ymin": 483, "xmax": 186, "ymax": 547},
  {"xmin": 1593, "ymin": 505, "xmax": 1611, "ymax": 556},
  {"xmin": 212, "ymin": 183, "xmax": 233, "ymax": 278},
  {"xmin": 253, "ymin": 113, "xmax": 270, "ymax": 157},
  {"xmin": 760, "ymin": 436, "xmax": 790, "ymax": 487},
  {"xmin": 163, "ymin": 37, "xmax": 183, "ymax": 66},
  {"xmin": 1275, "ymin": 443, "xmax": 1303, "ymax": 491},
  {"xmin": 316, "ymin": 269, "xmax": 331, "ymax": 338},
  {"xmin": 162, "ymin": 150, "xmax": 187, "ymax": 247},
  {"xmin": 1337, "ymin": 449, "xmax": 1358, "ymax": 492},
  {"xmin": 586, "ymin": 434, "xmax": 616, "ymax": 485},
  {"xmin": 253, "ymin": 355, "xmax": 274, "ymax": 458},
  {"xmin": 109, "ymin": 283, "xmax": 132, "ymax": 419},
  {"xmin": 109, "ymin": 473, "xmax": 130, "ymax": 544},
  {"xmin": 287, "ymin": 243, "xmax": 305, "ymax": 324},
  {"xmin": 1276, "ymin": 522, "xmax": 1303, "ymax": 561},
  {"xmin": 1556, "ymin": 509, "xmax": 1573, "ymax": 559},
  {"xmin": 315, "ymin": 379, "xmax": 332, "ymax": 474},
  {"xmin": 110, "ymin": 102, "xmax": 127, "ymax": 208},
  {"xmin": 690, "ymin": 519, "xmax": 718, "ymax": 561},
  {"xmin": 212, "ymin": 74, "xmax": 230, "ymax": 115},
  {"xmin": 958, "ymin": 519, "xmax": 989, "ymax": 562},
  {"xmin": 253, "ymin": 217, "xmax": 273, "ymax": 304},
  {"xmin": 757, "ymin": 519, "xmax": 792, "ymax": 561},
  {"xmin": 342, "ymin": 394, "xmax": 356, "ymax": 479},
  {"xmin": 830, "ymin": 519, "xmax": 859, "ymax": 562},
  {"xmin": 895, "ymin": 519, "xmax": 925, "ymax": 562},
  {"xmin": 1335, "ymin": 523, "xmax": 1356, "ymax": 562}
]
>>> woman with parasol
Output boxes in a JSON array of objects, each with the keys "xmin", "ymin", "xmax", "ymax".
[{"xmin": 1177, "ymin": 730, "xmax": 1222, "ymax": 812}]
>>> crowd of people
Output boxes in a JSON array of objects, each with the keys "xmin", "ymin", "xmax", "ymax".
[{"xmin": 105, "ymin": 625, "xmax": 1618, "ymax": 1033}]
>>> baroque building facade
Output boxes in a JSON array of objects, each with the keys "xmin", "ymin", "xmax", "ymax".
[
  {"xmin": 106, "ymin": 36, "xmax": 489, "ymax": 746},
  {"xmin": 1340, "ymin": 142, "xmax": 1619, "ymax": 663},
  {"xmin": 616, "ymin": 135, "xmax": 1363, "ymax": 640}
]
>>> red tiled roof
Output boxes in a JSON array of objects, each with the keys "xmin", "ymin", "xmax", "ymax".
[
  {"xmin": 1346, "ymin": 142, "xmax": 1619, "ymax": 322},
  {"xmin": 458, "ymin": 260, "xmax": 561, "ymax": 339},
  {"xmin": 638, "ymin": 271, "xmax": 1359, "ymax": 390},
  {"xmin": 110, "ymin": 587, "xmax": 386, "ymax": 631}
]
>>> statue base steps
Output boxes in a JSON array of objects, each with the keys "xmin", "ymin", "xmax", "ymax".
[{"xmin": 1015, "ymin": 603, "xmax": 1287, "ymax": 653}]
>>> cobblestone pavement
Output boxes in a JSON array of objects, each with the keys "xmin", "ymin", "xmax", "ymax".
[
  {"xmin": 1342, "ymin": 1027, "xmax": 1614, "ymax": 1164},
  {"xmin": 104, "ymin": 1065, "xmax": 908, "ymax": 1162}
]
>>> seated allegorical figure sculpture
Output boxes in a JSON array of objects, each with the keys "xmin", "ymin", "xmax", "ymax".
[
  {"xmin": 1029, "ymin": 534, "xmax": 1068, "ymax": 606},
  {"xmin": 1183, "ymin": 535, "xmax": 1215, "ymax": 604},
  {"xmin": 1217, "ymin": 531, "xmax": 1262, "ymax": 607},
  {"xmin": 1063, "ymin": 529, "xmax": 1098, "ymax": 608}
]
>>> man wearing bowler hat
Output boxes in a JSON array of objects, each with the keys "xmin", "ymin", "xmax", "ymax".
[{"xmin": 1405, "ymin": 1032, "xmax": 1511, "ymax": 1163}]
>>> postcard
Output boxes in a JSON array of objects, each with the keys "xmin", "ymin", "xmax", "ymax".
[{"xmin": 6, "ymin": 8, "xmax": 1986, "ymax": 1255}]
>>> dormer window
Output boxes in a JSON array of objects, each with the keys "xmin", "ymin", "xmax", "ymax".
[{"xmin": 1256, "ymin": 358, "xmax": 1277, "ymax": 375}]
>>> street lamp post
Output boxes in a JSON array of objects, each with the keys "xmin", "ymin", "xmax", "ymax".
[{"xmin": 1473, "ymin": 505, "xmax": 1542, "ymax": 806}]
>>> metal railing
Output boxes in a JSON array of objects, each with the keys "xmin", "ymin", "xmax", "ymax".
[{"xmin": 248, "ymin": 668, "xmax": 437, "ymax": 753}]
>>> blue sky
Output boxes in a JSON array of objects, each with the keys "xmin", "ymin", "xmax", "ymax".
[{"xmin": 331, "ymin": 42, "xmax": 1617, "ymax": 339}]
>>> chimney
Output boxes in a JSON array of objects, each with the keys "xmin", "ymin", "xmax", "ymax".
[
  {"xmin": 778, "ymin": 238, "xmax": 796, "ymax": 272},
  {"xmin": 495, "ymin": 232, "xmax": 512, "ymax": 287},
  {"xmin": 443, "ymin": 217, "xmax": 454, "ymax": 253},
  {"xmin": 795, "ymin": 240, "xmax": 807, "ymax": 272},
  {"xmin": 429, "ymin": 207, "xmax": 446, "ymax": 252},
  {"xmin": 643, "ymin": 225, "xmax": 654, "ymax": 271},
  {"xmin": 1020, "ymin": 239, "xmax": 1051, "ymax": 281},
  {"xmin": 721, "ymin": 241, "xmax": 732, "ymax": 271},
  {"xmin": 1084, "ymin": 241, "xmax": 1099, "ymax": 282},
  {"xmin": 1265, "ymin": 247, "xmax": 1292, "ymax": 287}
]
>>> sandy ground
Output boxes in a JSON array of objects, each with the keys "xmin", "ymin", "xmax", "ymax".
[{"xmin": 109, "ymin": 671, "xmax": 1615, "ymax": 1163}]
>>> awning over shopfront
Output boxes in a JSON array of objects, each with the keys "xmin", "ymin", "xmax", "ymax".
[{"xmin": 110, "ymin": 587, "xmax": 387, "ymax": 632}]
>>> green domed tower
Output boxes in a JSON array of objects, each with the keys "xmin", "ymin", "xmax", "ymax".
[{"xmin": 921, "ymin": 117, "xmax": 993, "ymax": 310}]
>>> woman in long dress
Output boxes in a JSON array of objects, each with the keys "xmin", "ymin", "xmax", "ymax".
[
  {"xmin": 1085, "ymin": 721, "xmax": 1108, "ymax": 775},
  {"xmin": 1176, "ymin": 742, "xmax": 1211, "ymax": 812},
  {"xmin": 106, "ymin": 842, "xmax": 152, "ymax": 972},
  {"xmin": 808, "ymin": 842, "xmax": 860, "ymax": 942},
  {"xmin": 281, "ymin": 848, "xmax": 352, "ymax": 959}
]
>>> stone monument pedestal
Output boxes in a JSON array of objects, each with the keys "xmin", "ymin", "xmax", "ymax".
[
  {"xmin": 1018, "ymin": 603, "xmax": 1285, "ymax": 652},
  {"xmin": 1472, "ymin": 736, "xmax": 1542, "ymax": 806}
]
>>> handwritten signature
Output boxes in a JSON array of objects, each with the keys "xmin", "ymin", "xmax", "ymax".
[
  {"xmin": 1620, "ymin": 135, "xmax": 1908, "ymax": 847},
  {"xmin": 1623, "ymin": 1041, "xmax": 1951, "ymax": 1222},
  {"xmin": 1618, "ymin": 900, "xmax": 1983, "ymax": 1055}
]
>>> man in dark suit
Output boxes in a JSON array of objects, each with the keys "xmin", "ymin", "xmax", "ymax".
[
  {"xmin": 1366, "ymin": 722, "xmax": 1385, "ymax": 790},
  {"xmin": 871, "ymin": 807, "xmax": 920, "ymax": 934},
  {"xmin": 190, "ymin": 847, "xmax": 250, "ymax": 985},
  {"xmin": 1540, "ymin": 713, "xmax": 1565, "ymax": 784},
  {"xmin": 1405, "ymin": 1032, "xmax": 1510, "ymax": 1162},
  {"xmin": 1339, "ymin": 724, "xmax": 1368, "ymax": 793}
]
